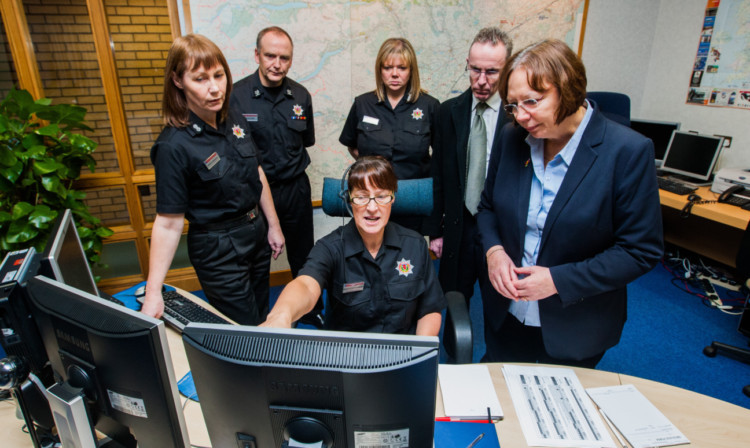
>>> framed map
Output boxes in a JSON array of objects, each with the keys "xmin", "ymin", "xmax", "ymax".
[
  {"xmin": 687, "ymin": 0, "xmax": 750, "ymax": 109},
  {"xmin": 183, "ymin": 0, "xmax": 590, "ymax": 195}
]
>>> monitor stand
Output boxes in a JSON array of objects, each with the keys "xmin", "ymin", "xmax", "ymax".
[{"xmin": 45, "ymin": 382, "xmax": 99, "ymax": 448}]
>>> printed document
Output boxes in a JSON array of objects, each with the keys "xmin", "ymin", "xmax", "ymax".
[
  {"xmin": 438, "ymin": 364, "xmax": 503, "ymax": 420},
  {"xmin": 502, "ymin": 364, "xmax": 615, "ymax": 447},
  {"xmin": 587, "ymin": 384, "xmax": 689, "ymax": 448}
]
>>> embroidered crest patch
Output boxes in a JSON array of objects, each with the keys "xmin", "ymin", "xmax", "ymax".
[
  {"xmin": 232, "ymin": 124, "xmax": 245, "ymax": 138},
  {"xmin": 411, "ymin": 108, "xmax": 423, "ymax": 120},
  {"xmin": 395, "ymin": 258, "xmax": 415, "ymax": 277}
]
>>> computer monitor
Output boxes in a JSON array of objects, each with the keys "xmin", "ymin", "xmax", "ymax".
[
  {"xmin": 182, "ymin": 324, "xmax": 439, "ymax": 447},
  {"xmin": 629, "ymin": 119, "xmax": 681, "ymax": 164},
  {"xmin": 660, "ymin": 131, "xmax": 724, "ymax": 182},
  {"xmin": 25, "ymin": 275, "xmax": 190, "ymax": 447},
  {"xmin": 39, "ymin": 209, "xmax": 99, "ymax": 296}
]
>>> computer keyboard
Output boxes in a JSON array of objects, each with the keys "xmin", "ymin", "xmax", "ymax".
[
  {"xmin": 657, "ymin": 177, "xmax": 697, "ymax": 195},
  {"xmin": 138, "ymin": 289, "xmax": 231, "ymax": 333}
]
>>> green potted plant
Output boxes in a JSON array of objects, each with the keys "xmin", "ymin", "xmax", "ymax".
[{"xmin": 0, "ymin": 87, "xmax": 113, "ymax": 267}]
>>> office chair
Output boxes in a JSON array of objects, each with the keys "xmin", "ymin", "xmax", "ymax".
[
  {"xmin": 703, "ymin": 220, "xmax": 750, "ymax": 398},
  {"xmin": 587, "ymin": 91, "xmax": 631, "ymax": 127},
  {"xmin": 321, "ymin": 177, "xmax": 474, "ymax": 364}
]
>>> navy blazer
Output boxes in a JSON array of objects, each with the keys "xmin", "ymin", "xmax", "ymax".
[{"xmin": 476, "ymin": 104, "xmax": 664, "ymax": 360}]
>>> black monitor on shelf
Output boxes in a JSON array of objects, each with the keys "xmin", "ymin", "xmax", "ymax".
[
  {"xmin": 629, "ymin": 118, "xmax": 681, "ymax": 165},
  {"xmin": 39, "ymin": 209, "xmax": 99, "ymax": 296},
  {"xmin": 182, "ymin": 324, "xmax": 439, "ymax": 447},
  {"xmin": 25, "ymin": 275, "xmax": 190, "ymax": 447},
  {"xmin": 660, "ymin": 131, "xmax": 724, "ymax": 183}
]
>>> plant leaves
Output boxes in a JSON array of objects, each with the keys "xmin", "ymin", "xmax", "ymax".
[
  {"xmin": 10, "ymin": 202, "xmax": 34, "ymax": 220},
  {"xmin": 5, "ymin": 219, "xmax": 39, "ymax": 243}
]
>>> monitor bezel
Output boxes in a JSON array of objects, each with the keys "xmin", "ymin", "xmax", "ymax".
[
  {"xmin": 659, "ymin": 130, "xmax": 724, "ymax": 181},
  {"xmin": 40, "ymin": 209, "xmax": 99, "ymax": 296},
  {"xmin": 629, "ymin": 118, "xmax": 681, "ymax": 163}
]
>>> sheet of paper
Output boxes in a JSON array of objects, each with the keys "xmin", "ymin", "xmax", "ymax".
[
  {"xmin": 438, "ymin": 364, "xmax": 503, "ymax": 419},
  {"xmin": 502, "ymin": 364, "xmax": 615, "ymax": 448},
  {"xmin": 587, "ymin": 384, "xmax": 690, "ymax": 448}
]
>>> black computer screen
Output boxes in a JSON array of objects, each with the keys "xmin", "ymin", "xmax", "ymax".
[
  {"xmin": 40, "ymin": 209, "xmax": 99, "ymax": 296},
  {"xmin": 629, "ymin": 119, "xmax": 681, "ymax": 161},
  {"xmin": 26, "ymin": 275, "xmax": 190, "ymax": 447},
  {"xmin": 660, "ymin": 131, "xmax": 724, "ymax": 181},
  {"xmin": 183, "ymin": 324, "xmax": 439, "ymax": 447}
]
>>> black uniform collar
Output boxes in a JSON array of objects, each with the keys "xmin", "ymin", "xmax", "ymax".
[
  {"xmin": 250, "ymin": 70, "xmax": 294, "ymax": 100},
  {"xmin": 342, "ymin": 220, "xmax": 402, "ymax": 258},
  {"xmin": 185, "ymin": 110, "xmax": 225, "ymax": 137}
]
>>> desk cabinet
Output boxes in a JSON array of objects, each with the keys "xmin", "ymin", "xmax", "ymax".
[{"xmin": 660, "ymin": 186, "xmax": 750, "ymax": 267}]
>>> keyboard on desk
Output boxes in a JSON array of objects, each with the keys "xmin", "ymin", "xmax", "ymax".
[
  {"xmin": 139, "ymin": 290, "xmax": 231, "ymax": 333},
  {"xmin": 657, "ymin": 177, "xmax": 697, "ymax": 195}
]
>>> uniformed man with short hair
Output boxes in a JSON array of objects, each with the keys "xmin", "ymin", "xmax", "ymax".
[{"xmin": 231, "ymin": 26, "xmax": 320, "ymax": 324}]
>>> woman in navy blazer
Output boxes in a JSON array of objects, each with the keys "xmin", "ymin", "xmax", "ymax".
[{"xmin": 476, "ymin": 40, "xmax": 663, "ymax": 367}]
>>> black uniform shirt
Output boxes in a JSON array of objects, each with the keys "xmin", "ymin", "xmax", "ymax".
[
  {"xmin": 339, "ymin": 90, "xmax": 439, "ymax": 180},
  {"xmin": 300, "ymin": 221, "xmax": 446, "ymax": 334},
  {"xmin": 151, "ymin": 109, "xmax": 263, "ymax": 225},
  {"xmin": 231, "ymin": 71, "xmax": 314, "ymax": 182}
]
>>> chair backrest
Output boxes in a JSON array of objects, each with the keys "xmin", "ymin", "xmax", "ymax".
[
  {"xmin": 587, "ymin": 91, "xmax": 631, "ymax": 127},
  {"xmin": 321, "ymin": 177, "xmax": 433, "ymax": 217}
]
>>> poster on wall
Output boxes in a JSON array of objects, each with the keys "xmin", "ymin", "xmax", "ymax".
[{"xmin": 687, "ymin": 0, "xmax": 750, "ymax": 109}]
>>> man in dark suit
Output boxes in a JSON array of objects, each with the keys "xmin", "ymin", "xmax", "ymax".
[{"xmin": 426, "ymin": 27, "xmax": 513, "ymax": 310}]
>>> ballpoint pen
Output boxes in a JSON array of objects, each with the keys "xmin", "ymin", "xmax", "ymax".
[{"xmin": 465, "ymin": 433, "xmax": 484, "ymax": 448}]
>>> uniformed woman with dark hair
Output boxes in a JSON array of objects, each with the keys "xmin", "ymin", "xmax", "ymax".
[
  {"xmin": 141, "ymin": 34, "xmax": 285, "ymax": 325},
  {"xmin": 261, "ymin": 156, "xmax": 445, "ymax": 335},
  {"xmin": 339, "ymin": 38, "xmax": 439, "ymax": 234}
]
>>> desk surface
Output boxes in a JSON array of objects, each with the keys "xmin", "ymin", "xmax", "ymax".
[
  {"xmin": 660, "ymin": 185, "xmax": 750, "ymax": 230},
  {"xmin": 3, "ymin": 291, "xmax": 750, "ymax": 447}
]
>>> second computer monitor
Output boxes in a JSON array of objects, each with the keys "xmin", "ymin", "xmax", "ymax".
[
  {"xmin": 629, "ymin": 118, "xmax": 681, "ymax": 163},
  {"xmin": 183, "ymin": 324, "xmax": 439, "ymax": 447},
  {"xmin": 26, "ymin": 275, "xmax": 190, "ymax": 447},
  {"xmin": 660, "ymin": 131, "xmax": 724, "ymax": 182},
  {"xmin": 39, "ymin": 209, "xmax": 99, "ymax": 296}
]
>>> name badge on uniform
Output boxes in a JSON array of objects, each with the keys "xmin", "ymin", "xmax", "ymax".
[
  {"xmin": 342, "ymin": 281, "xmax": 365, "ymax": 293},
  {"xmin": 204, "ymin": 152, "xmax": 220, "ymax": 170},
  {"xmin": 243, "ymin": 113, "xmax": 258, "ymax": 122},
  {"xmin": 362, "ymin": 115, "xmax": 379, "ymax": 125}
]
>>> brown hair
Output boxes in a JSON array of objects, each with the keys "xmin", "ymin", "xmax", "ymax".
[
  {"xmin": 256, "ymin": 26, "xmax": 293, "ymax": 50},
  {"xmin": 348, "ymin": 156, "xmax": 398, "ymax": 195},
  {"xmin": 162, "ymin": 34, "xmax": 232, "ymax": 127},
  {"xmin": 498, "ymin": 39, "xmax": 587, "ymax": 124},
  {"xmin": 374, "ymin": 37, "xmax": 424, "ymax": 103}
]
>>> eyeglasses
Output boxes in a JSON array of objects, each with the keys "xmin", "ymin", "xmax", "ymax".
[
  {"xmin": 350, "ymin": 194, "xmax": 394, "ymax": 206},
  {"xmin": 503, "ymin": 97, "xmax": 545, "ymax": 115},
  {"xmin": 465, "ymin": 64, "xmax": 501, "ymax": 79}
]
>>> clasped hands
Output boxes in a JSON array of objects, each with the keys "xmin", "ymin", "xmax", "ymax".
[{"xmin": 486, "ymin": 246, "xmax": 557, "ymax": 302}]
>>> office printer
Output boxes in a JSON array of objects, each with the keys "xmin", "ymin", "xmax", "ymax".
[{"xmin": 711, "ymin": 168, "xmax": 750, "ymax": 194}]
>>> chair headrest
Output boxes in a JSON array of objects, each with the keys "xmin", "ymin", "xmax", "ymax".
[{"xmin": 321, "ymin": 177, "xmax": 433, "ymax": 217}]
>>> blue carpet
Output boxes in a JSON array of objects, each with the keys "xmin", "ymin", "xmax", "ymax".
[{"xmin": 199, "ymin": 261, "xmax": 750, "ymax": 409}]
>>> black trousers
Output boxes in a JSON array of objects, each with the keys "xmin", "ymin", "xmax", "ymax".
[
  {"xmin": 187, "ymin": 217, "xmax": 270, "ymax": 325},
  {"xmin": 482, "ymin": 313, "xmax": 605, "ymax": 369},
  {"xmin": 457, "ymin": 208, "xmax": 488, "ymax": 303},
  {"xmin": 270, "ymin": 173, "xmax": 315, "ymax": 277},
  {"xmin": 443, "ymin": 208, "xmax": 488, "ymax": 360}
]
